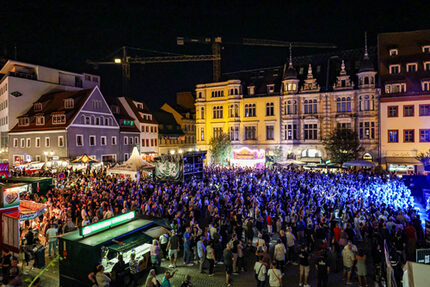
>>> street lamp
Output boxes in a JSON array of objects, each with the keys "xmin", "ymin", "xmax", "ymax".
[{"xmin": 114, "ymin": 58, "xmax": 121, "ymax": 64}]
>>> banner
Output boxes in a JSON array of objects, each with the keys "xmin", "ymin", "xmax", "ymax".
[{"xmin": 155, "ymin": 161, "xmax": 182, "ymax": 181}]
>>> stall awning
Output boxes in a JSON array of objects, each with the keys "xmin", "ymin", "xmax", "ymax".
[{"xmin": 384, "ymin": 157, "xmax": 421, "ymax": 165}]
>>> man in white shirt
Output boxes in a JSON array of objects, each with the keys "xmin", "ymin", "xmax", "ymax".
[
  {"xmin": 267, "ymin": 262, "xmax": 282, "ymax": 287},
  {"xmin": 254, "ymin": 258, "xmax": 267, "ymax": 287},
  {"xmin": 46, "ymin": 224, "xmax": 58, "ymax": 257}
]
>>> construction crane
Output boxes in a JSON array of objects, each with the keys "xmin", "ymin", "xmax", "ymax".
[
  {"xmin": 87, "ymin": 46, "xmax": 220, "ymax": 98},
  {"xmin": 177, "ymin": 37, "xmax": 337, "ymax": 81}
]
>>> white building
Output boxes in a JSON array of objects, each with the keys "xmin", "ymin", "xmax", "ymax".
[
  {"xmin": 0, "ymin": 60, "xmax": 100, "ymax": 157},
  {"xmin": 118, "ymin": 97, "xmax": 159, "ymax": 158}
]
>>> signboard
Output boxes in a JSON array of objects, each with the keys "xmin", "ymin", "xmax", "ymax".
[
  {"xmin": 58, "ymin": 172, "xmax": 65, "ymax": 180},
  {"xmin": 155, "ymin": 161, "xmax": 182, "ymax": 181},
  {"xmin": 79, "ymin": 211, "xmax": 136, "ymax": 236},
  {"xmin": 1, "ymin": 187, "xmax": 20, "ymax": 209},
  {"xmin": 416, "ymin": 249, "xmax": 430, "ymax": 264},
  {"xmin": 233, "ymin": 147, "xmax": 265, "ymax": 160}
]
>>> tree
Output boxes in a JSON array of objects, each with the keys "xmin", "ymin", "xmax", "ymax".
[
  {"xmin": 323, "ymin": 128, "xmax": 362, "ymax": 164},
  {"xmin": 209, "ymin": 132, "xmax": 232, "ymax": 166},
  {"xmin": 272, "ymin": 146, "xmax": 284, "ymax": 163},
  {"xmin": 417, "ymin": 149, "xmax": 430, "ymax": 171}
]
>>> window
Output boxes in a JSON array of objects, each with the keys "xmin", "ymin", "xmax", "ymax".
[
  {"xmin": 199, "ymin": 107, "xmax": 205, "ymax": 119},
  {"xmin": 244, "ymin": 126, "xmax": 257, "ymax": 140},
  {"xmin": 404, "ymin": 130, "xmax": 414, "ymax": 143},
  {"xmin": 18, "ymin": 117, "xmax": 30, "ymax": 127},
  {"xmin": 85, "ymin": 116, "xmax": 91, "ymax": 125},
  {"xmin": 267, "ymin": 84, "xmax": 275, "ymax": 94},
  {"xmin": 141, "ymin": 139, "xmax": 145, "ymax": 147},
  {"xmin": 229, "ymin": 104, "xmax": 239, "ymax": 118},
  {"xmin": 389, "ymin": 64, "xmax": 400, "ymax": 74},
  {"xmin": 266, "ymin": 102, "xmax": 274, "ymax": 116},
  {"xmin": 388, "ymin": 106, "xmax": 398, "ymax": 117},
  {"xmin": 35, "ymin": 137, "xmax": 40, "ymax": 148},
  {"xmin": 359, "ymin": 122, "xmax": 375, "ymax": 139},
  {"xmin": 200, "ymin": 128, "xmax": 204, "ymax": 141},
  {"xmin": 244, "ymin": 103, "xmax": 256, "ymax": 117},
  {"xmin": 36, "ymin": 116, "xmax": 45, "ymax": 125},
  {"xmin": 359, "ymin": 95, "xmax": 374, "ymax": 111},
  {"xmin": 389, "ymin": 49, "xmax": 398, "ymax": 56},
  {"xmin": 26, "ymin": 138, "xmax": 30, "ymax": 148},
  {"xmin": 135, "ymin": 137, "xmax": 138, "ymax": 145},
  {"xmin": 89, "ymin": 136, "xmax": 96, "ymax": 146},
  {"xmin": 45, "ymin": 137, "xmax": 50, "ymax": 147},
  {"xmin": 212, "ymin": 106, "xmax": 223, "ymax": 119},
  {"xmin": 35, "ymin": 155, "xmax": 41, "ymax": 161},
  {"xmin": 13, "ymin": 138, "xmax": 18, "ymax": 148},
  {"xmin": 20, "ymin": 138, "xmax": 25, "ymax": 148},
  {"xmin": 154, "ymin": 139, "xmax": 157, "ymax": 146},
  {"xmin": 304, "ymin": 99, "xmax": 317, "ymax": 114},
  {"xmin": 95, "ymin": 117, "xmax": 100, "ymax": 125},
  {"xmin": 385, "ymin": 83, "xmax": 406, "ymax": 93},
  {"xmin": 124, "ymin": 137, "xmax": 128, "ymax": 145},
  {"xmin": 76, "ymin": 135, "xmax": 83, "ymax": 146},
  {"xmin": 422, "ymin": 45, "xmax": 430, "ymax": 53},
  {"xmin": 388, "ymin": 130, "xmax": 399, "ymax": 142},
  {"xmin": 64, "ymin": 98, "xmax": 74, "ymax": 109},
  {"xmin": 58, "ymin": 136, "xmax": 64, "ymax": 147},
  {"xmin": 52, "ymin": 114, "xmax": 66, "ymax": 124},
  {"xmin": 420, "ymin": 104, "xmax": 430, "ymax": 116},
  {"xmin": 266, "ymin": 125, "xmax": 274, "ymax": 140},
  {"xmin": 424, "ymin": 61, "xmax": 430, "ymax": 71},
  {"xmin": 130, "ymin": 137, "xmax": 133, "ymax": 145},
  {"xmin": 420, "ymin": 129, "xmax": 430, "ymax": 142},
  {"xmin": 146, "ymin": 139, "xmax": 150, "ymax": 146},
  {"xmin": 99, "ymin": 136, "xmax": 106, "ymax": 146},
  {"xmin": 124, "ymin": 153, "xmax": 129, "ymax": 161},
  {"xmin": 287, "ymin": 100, "xmax": 297, "ymax": 114},
  {"xmin": 403, "ymin": 105, "xmax": 414, "ymax": 117},
  {"xmin": 33, "ymin": 103, "xmax": 42, "ymax": 112},
  {"xmin": 211, "ymin": 90, "xmax": 224, "ymax": 98},
  {"xmin": 407, "ymin": 63, "xmax": 418, "ymax": 72},
  {"xmin": 285, "ymin": 124, "xmax": 298, "ymax": 140},
  {"xmin": 229, "ymin": 126, "xmax": 239, "ymax": 141},
  {"xmin": 286, "ymin": 83, "xmax": 297, "ymax": 91},
  {"xmin": 198, "ymin": 92, "xmax": 202, "ymax": 98},
  {"xmin": 337, "ymin": 122, "xmax": 352, "ymax": 130},
  {"xmin": 213, "ymin": 127, "xmax": 223, "ymax": 138},
  {"xmin": 304, "ymin": 124, "xmax": 318, "ymax": 140},
  {"xmin": 92, "ymin": 100, "xmax": 102, "ymax": 110},
  {"xmin": 336, "ymin": 97, "xmax": 352, "ymax": 112},
  {"xmin": 248, "ymin": 86, "xmax": 255, "ymax": 95},
  {"xmin": 422, "ymin": 81, "xmax": 430, "ymax": 91}
]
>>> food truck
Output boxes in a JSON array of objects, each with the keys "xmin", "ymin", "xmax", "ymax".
[{"xmin": 58, "ymin": 212, "xmax": 170, "ymax": 286}]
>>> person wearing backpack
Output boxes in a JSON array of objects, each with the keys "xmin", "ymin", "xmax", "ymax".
[{"xmin": 254, "ymin": 258, "xmax": 267, "ymax": 287}]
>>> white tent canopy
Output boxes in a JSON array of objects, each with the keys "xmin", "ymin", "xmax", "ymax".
[{"xmin": 107, "ymin": 147, "xmax": 154, "ymax": 179}]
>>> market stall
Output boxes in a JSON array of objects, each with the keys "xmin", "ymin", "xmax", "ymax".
[
  {"xmin": 107, "ymin": 147, "xmax": 154, "ymax": 180},
  {"xmin": 58, "ymin": 212, "xmax": 169, "ymax": 287},
  {"xmin": 3, "ymin": 177, "xmax": 53, "ymax": 195}
]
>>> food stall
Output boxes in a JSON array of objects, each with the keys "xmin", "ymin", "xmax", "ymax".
[
  {"xmin": 231, "ymin": 147, "xmax": 266, "ymax": 168},
  {"xmin": 3, "ymin": 177, "xmax": 53, "ymax": 195},
  {"xmin": 0, "ymin": 183, "xmax": 47, "ymax": 253},
  {"xmin": 58, "ymin": 212, "xmax": 170, "ymax": 287}
]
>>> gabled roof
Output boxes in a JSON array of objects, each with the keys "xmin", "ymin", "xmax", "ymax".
[
  {"xmin": 105, "ymin": 97, "xmax": 140, "ymax": 133},
  {"xmin": 10, "ymin": 87, "xmax": 97, "ymax": 132},
  {"xmin": 123, "ymin": 97, "xmax": 157, "ymax": 124},
  {"xmin": 153, "ymin": 110, "xmax": 184, "ymax": 137}
]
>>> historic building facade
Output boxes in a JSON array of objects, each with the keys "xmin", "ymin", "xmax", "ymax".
[
  {"xmin": 196, "ymin": 44, "xmax": 380, "ymax": 164},
  {"xmin": 378, "ymin": 29, "xmax": 430, "ymax": 173}
]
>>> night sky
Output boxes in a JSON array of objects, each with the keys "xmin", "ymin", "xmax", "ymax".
[{"xmin": 1, "ymin": 1, "xmax": 429, "ymax": 110}]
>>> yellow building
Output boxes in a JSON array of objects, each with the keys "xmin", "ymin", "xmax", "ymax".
[{"xmin": 195, "ymin": 76, "xmax": 282, "ymax": 163}]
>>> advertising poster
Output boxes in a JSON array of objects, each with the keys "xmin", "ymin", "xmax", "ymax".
[
  {"xmin": 155, "ymin": 161, "xmax": 182, "ymax": 181},
  {"xmin": 1, "ymin": 188, "xmax": 20, "ymax": 209}
]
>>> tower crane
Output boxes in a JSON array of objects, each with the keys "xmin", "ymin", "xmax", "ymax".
[
  {"xmin": 87, "ymin": 46, "xmax": 220, "ymax": 98},
  {"xmin": 177, "ymin": 37, "xmax": 337, "ymax": 81}
]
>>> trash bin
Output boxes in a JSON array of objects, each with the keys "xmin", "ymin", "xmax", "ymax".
[{"xmin": 33, "ymin": 245, "xmax": 46, "ymax": 268}]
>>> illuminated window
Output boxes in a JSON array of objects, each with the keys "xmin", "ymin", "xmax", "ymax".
[
  {"xmin": 200, "ymin": 128, "xmax": 204, "ymax": 141},
  {"xmin": 385, "ymin": 83, "xmax": 406, "ymax": 93},
  {"xmin": 52, "ymin": 114, "xmax": 66, "ymax": 124},
  {"xmin": 36, "ymin": 116, "xmax": 45, "ymax": 125},
  {"xmin": 419, "ymin": 104, "xmax": 430, "ymax": 116},
  {"xmin": 388, "ymin": 130, "xmax": 398, "ymax": 142},
  {"xmin": 420, "ymin": 129, "xmax": 430, "ymax": 142}
]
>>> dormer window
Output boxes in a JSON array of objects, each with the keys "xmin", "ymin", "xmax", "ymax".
[
  {"xmin": 267, "ymin": 84, "xmax": 275, "ymax": 94},
  {"xmin": 422, "ymin": 45, "xmax": 430, "ymax": 53},
  {"xmin": 36, "ymin": 116, "xmax": 45, "ymax": 126},
  {"xmin": 389, "ymin": 49, "xmax": 398, "ymax": 56},
  {"xmin": 137, "ymin": 103, "xmax": 143, "ymax": 109},
  {"xmin": 248, "ymin": 86, "xmax": 255, "ymax": 96},
  {"xmin": 389, "ymin": 64, "xmax": 401, "ymax": 74},
  {"xmin": 111, "ymin": 105, "xmax": 119, "ymax": 114},
  {"xmin": 52, "ymin": 114, "xmax": 66, "ymax": 124},
  {"xmin": 422, "ymin": 81, "xmax": 430, "ymax": 91},
  {"xmin": 64, "ymin": 98, "xmax": 74, "ymax": 109},
  {"xmin": 33, "ymin": 103, "xmax": 42, "ymax": 112},
  {"xmin": 18, "ymin": 117, "xmax": 30, "ymax": 127},
  {"xmin": 407, "ymin": 63, "xmax": 418, "ymax": 72}
]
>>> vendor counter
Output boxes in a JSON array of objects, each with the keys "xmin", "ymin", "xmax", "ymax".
[{"xmin": 58, "ymin": 213, "xmax": 169, "ymax": 287}]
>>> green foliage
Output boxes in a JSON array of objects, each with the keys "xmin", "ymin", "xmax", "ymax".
[
  {"xmin": 323, "ymin": 128, "xmax": 362, "ymax": 164},
  {"xmin": 416, "ymin": 149, "xmax": 430, "ymax": 162},
  {"xmin": 209, "ymin": 133, "xmax": 232, "ymax": 166},
  {"xmin": 272, "ymin": 146, "xmax": 284, "ymax": 163}
]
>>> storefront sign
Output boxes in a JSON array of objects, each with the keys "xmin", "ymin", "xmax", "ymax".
[
  {"xmin": 233, "ymin": 147, "xmax": 265, "ymax": 160},
  {"xmin": 80, "ymin": 211, "xmax": 136, "ymax": 236}
]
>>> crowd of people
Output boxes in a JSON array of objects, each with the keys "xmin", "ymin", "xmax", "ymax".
[{"xmin": 13, "ymin": 166, "xmax": 424, "ymax": 286}]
